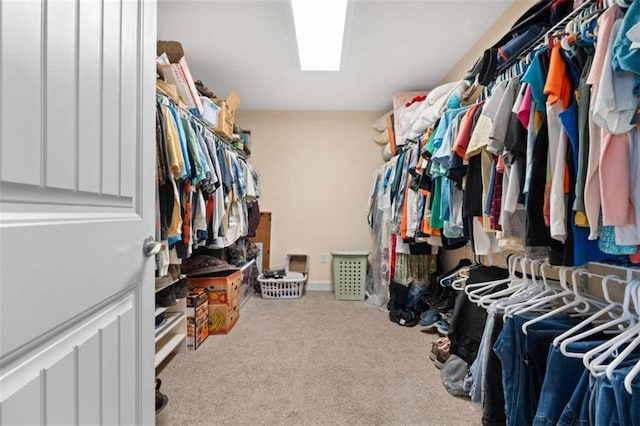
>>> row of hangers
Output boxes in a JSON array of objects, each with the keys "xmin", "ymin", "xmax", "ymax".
[{"xmin": 444, "ymin": 255, "xmax": 640, "ymax": 394}]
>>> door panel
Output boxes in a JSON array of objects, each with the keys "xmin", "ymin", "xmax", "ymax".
[
  {"xmin": 0, "ymin": 294, "xmax": 137, "ymax": 425},
  {"xmin": 0, "ymin": 375, "xmax": 41, "ymax": 426},
  {"xmin": 45, "ymin": 350, "xmax": 76, "ymax": 425},
  {"xmin": 0, "ymin": 0, "xmax": 157, "ymax": 424},
  {"xmin": 0, "ymin": 0, "xmax": 42, "ymax": 186},
  {"xmin": 78, "ymin": 334, "xmax": 101, "ymax": 425},
  {"xmin": 102, "ymin": 0, "xmax": 123, "ymax": 197},
  {"xmin": 77, "ymin": 0, "xmax": 104, "ymax": 195},
  {"xmin": 101, "ymin": 320, "xmax": 120, "ymax": 426},
  {"xmin": 45, "ymin": 0, "xmax": 77, "ymax": 191}
]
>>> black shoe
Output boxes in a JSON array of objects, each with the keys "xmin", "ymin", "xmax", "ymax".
[
  {"xmin": 389, "ymin": 308, "xmax": 418, "ymax": 327},
  {"xmin": 156, "ymin": 286, "xmax": 177, "ymax": 307},
  {"xmin": 156, "ymin": 379, "xmax": 168, "ymax": 412},
  {"xmin": 173, "ymin": 278, "xmax": 189, "ymax": 299}
]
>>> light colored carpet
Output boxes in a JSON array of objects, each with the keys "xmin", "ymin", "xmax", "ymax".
[{"xmin": 158, "ymin": 291, "xmax": 482, "ymax": 425}]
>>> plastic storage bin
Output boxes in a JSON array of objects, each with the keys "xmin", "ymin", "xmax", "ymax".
[
  {"xmin": 331, "ymin": 250, "xmax": 369, "ymax": 301},
  {"xmin": 258, "ymin": 272, "xmax": 306, "ymax": 299},
  {"xmin": 258, "ymin": 254, "xmax": 309, "ymax": 299}
]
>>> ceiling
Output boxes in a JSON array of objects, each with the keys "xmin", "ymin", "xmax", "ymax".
[{"xmin": 157, "ymin": 0, "xmax": 515, "ymax": 111}]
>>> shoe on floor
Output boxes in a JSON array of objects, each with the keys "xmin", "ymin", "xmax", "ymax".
[
  {"xmin": 419, "ymin": 310, "xmax": 440, "ymax": 327},
  {"xmin": 435, "ymin": 319, "xmax": 450, "ymax": 335},
  {"xmin": 429, "ymin": 337, "xmax": 449, "ymax": 361}
]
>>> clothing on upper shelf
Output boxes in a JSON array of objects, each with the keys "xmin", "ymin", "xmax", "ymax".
[{"xmin": 155, "ymin": 90, "xmax": 260, "ymax": 268}]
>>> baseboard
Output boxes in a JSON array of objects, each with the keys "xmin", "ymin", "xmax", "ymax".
[{"xmin": 306, "ymin": 281, "xmax": 333, "ymax": 291}]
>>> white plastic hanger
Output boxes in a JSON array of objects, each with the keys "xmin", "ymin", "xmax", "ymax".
[
  {"xmin": 507, "ymin": 266, "xmax": 575, "ymax": 319},
  {"xmin": 521, "ymin": 268, "xmax": 591, "ymax": 335},
  {"xmin": 624, "ymin": 281, "xmax": 640, "ymax": 393},
  {"xmin": 583, "ymin": 280, "xmax": 640, "ymax": 373},
  {"xmin": 490, "ymin": 258, "xmax": 552, "ymax": 317},
  {"xmin": 603, "ymin": 281, "xmax": 640, "ymax": 380},
  {"xmin": 501, "ymin": 259, "xmax": 558, "ymax": 317},
  {"xmin": 554, "ymin": 275, "xmax": 630, "ymax": 358},
  {"xmin": 476, "ymin": 257, "xmax": 535, "ymax": 309},
  {"xmin": 464, "ymin": 255, "xmax": 519, "ymax": 303}
]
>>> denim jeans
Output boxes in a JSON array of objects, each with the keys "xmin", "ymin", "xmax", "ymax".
[
  {"xmin": 557, "ymin": 368, "xmax": 592, "ymax": 426},
  {"xmin": 610, "ymin": 364, "xmax": 640, "ymax": 426},
  {"xmin": 483, "ymin": 315, "xmax": 506, "ymax": 426},
  {"xmin": 467, "ymin": 312, "xmax": 496, "ymax": 403},
  {"xmin": 493, "ymin": 315, "xmax": 576, "ymax": 426},
  {"xmin": 592, "ymin": 374, "xmax": 619, "ymax": 426},
  {"xmin": 534, "ymin": 340, "xmax": 605, "ymax": 426}
]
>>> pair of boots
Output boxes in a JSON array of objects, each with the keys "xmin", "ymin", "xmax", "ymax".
[{"xmin": 387, "ymin": 280, "xmax": 418, "ymax": 327}]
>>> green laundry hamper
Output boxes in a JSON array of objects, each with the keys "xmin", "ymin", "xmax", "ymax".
[{"xmin": 331, "ymin": 250, "xmax": 369, "ymax": 300}]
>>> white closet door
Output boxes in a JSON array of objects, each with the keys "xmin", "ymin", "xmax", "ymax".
[{"xmin": 0, "ymin": 0, "xmax": 157, "ymax": 424}]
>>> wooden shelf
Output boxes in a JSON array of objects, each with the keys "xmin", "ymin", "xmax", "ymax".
[{"xmin": 154, "ymin": 334, "xmax": 186, "ymax": 368}]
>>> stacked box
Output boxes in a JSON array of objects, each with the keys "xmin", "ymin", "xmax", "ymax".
[
  {"xmin": 186, "ymin": 288, "xmax": 208, "ymax": 351},
  {"xmin": 188, "ymin": 269, "xmax": 241, "ymax": 335}
]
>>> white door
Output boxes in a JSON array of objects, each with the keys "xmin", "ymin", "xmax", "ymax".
[{"xmin": 0, "ymin": 0, "xmax": 157, "ymax": 424}]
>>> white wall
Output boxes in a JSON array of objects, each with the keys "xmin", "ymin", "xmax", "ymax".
[{"xmin": 236, "ymin": 111, "xmax": 383, "ymax": 283}]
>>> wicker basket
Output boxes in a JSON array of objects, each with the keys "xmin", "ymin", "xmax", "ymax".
[{"xmin": 157, "ymin": 40, "xmax": 185, "ymax": 63}]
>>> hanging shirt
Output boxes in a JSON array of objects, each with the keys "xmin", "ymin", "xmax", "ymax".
[
  {"xmin": 521, "ymin": 48, "xmax": 550, "ymax": 112},
  {"xmin": 593, "ymin": 19, "xmax": 637, "ymax": 135},
  {"xmin": 544, "ymin": 43, "xmax": 572, "ymax": 243},
  {"xmin": 165, "ymin": 104, "xmax": 191, "ymax": 180},
  {"xmin": 160, "ymin": 105, "xmax": 186, "ymax": 180},
  {"xmin": 516, "ymin": 84, "xmax": 533, "ymax": 128},
  {"xmin": 573, "ymin": 55, "xmax": 594, "ymax": 226},
  {"xmin": 488, "ymin": 78, "xmax": 522, "ymax": 156},
  {"xmin": 612, "ymin": 0, "xmax": 640, "ymax": 92},
  {"xmin": 180, "ymin": 117, "xmax": 206, "ymax": 186},
  {"xmin": 466, "ymin": 81, "xmax": 508, "ymax": 158}
]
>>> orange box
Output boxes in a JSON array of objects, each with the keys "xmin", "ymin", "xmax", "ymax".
[
  {"xmin": 188, "ymin": 270, "xmax": 241, "ymax": 304},
  {"xmin": 186, "ymin": 288, "xmax": 208, "ymax": 329},
  {"xmin": 208, "ymin": 298, "xmax": 239, "ymax": 335},
  {"xmin": 187, "ymin": 320, "xmax": 208, "ymax": 351}
]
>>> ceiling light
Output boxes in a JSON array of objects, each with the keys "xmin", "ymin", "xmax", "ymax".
[{"xmin": 291, "ymin": 0, "xmax": 348, "ymax": 71}]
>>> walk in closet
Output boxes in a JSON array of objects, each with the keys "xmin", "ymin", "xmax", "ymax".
[
  {"xmin": 367, "ymin": 0, "xmax": 640, "ymax": 424},
  {"xmin": 2, "ymin": 0, "xmax": 640, "ymax": 425}
]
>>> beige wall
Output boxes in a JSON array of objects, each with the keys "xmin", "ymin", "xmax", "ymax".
[
  {"xmin": 439, "ymin": 0, "xmax": 538, "ymax": 84},
  {"xmin": 237, "ymin": 110, "xmax": 383, "ymax": 283}
]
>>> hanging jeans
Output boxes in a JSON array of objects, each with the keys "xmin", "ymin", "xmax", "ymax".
[
  {"xmin": 494, "ymin": 315, "xmax": 577, "ymax": 426},
  {"xmin": 534, "ymin": 340, "xmax": 605, "ymax": 426}
]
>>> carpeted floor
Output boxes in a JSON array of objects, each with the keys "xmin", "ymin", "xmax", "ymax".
[{"xmin": 158, "ymin": 291, "xmax": 482, "ymax": 425}]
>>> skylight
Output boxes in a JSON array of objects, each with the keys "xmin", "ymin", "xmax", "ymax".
[{"xmin": 290, "ymin": 0, "xmax": 348, "ymax": 71}]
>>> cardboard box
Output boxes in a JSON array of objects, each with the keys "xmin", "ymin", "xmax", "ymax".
[
  {"xmin": 212, "ymin": 90, "xmax": 241, "ymax": 139},
  {"xmin": 158, "ymin": 57, "xmax": 203, "ymax": 115},
  {"xmin": 187, "ymin": 320, "xmax": 208, "ymax": 351},
  {"xmin": 208, "ymin": 298, "xmax": 239, "ymax": 335},
  {"xmin": 188, "ymin": 270, "xmax": 241, "ymax": 304},
  {"xmin": 286, "ymin": 254, "xmax": 309, "ymax": 276}
]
